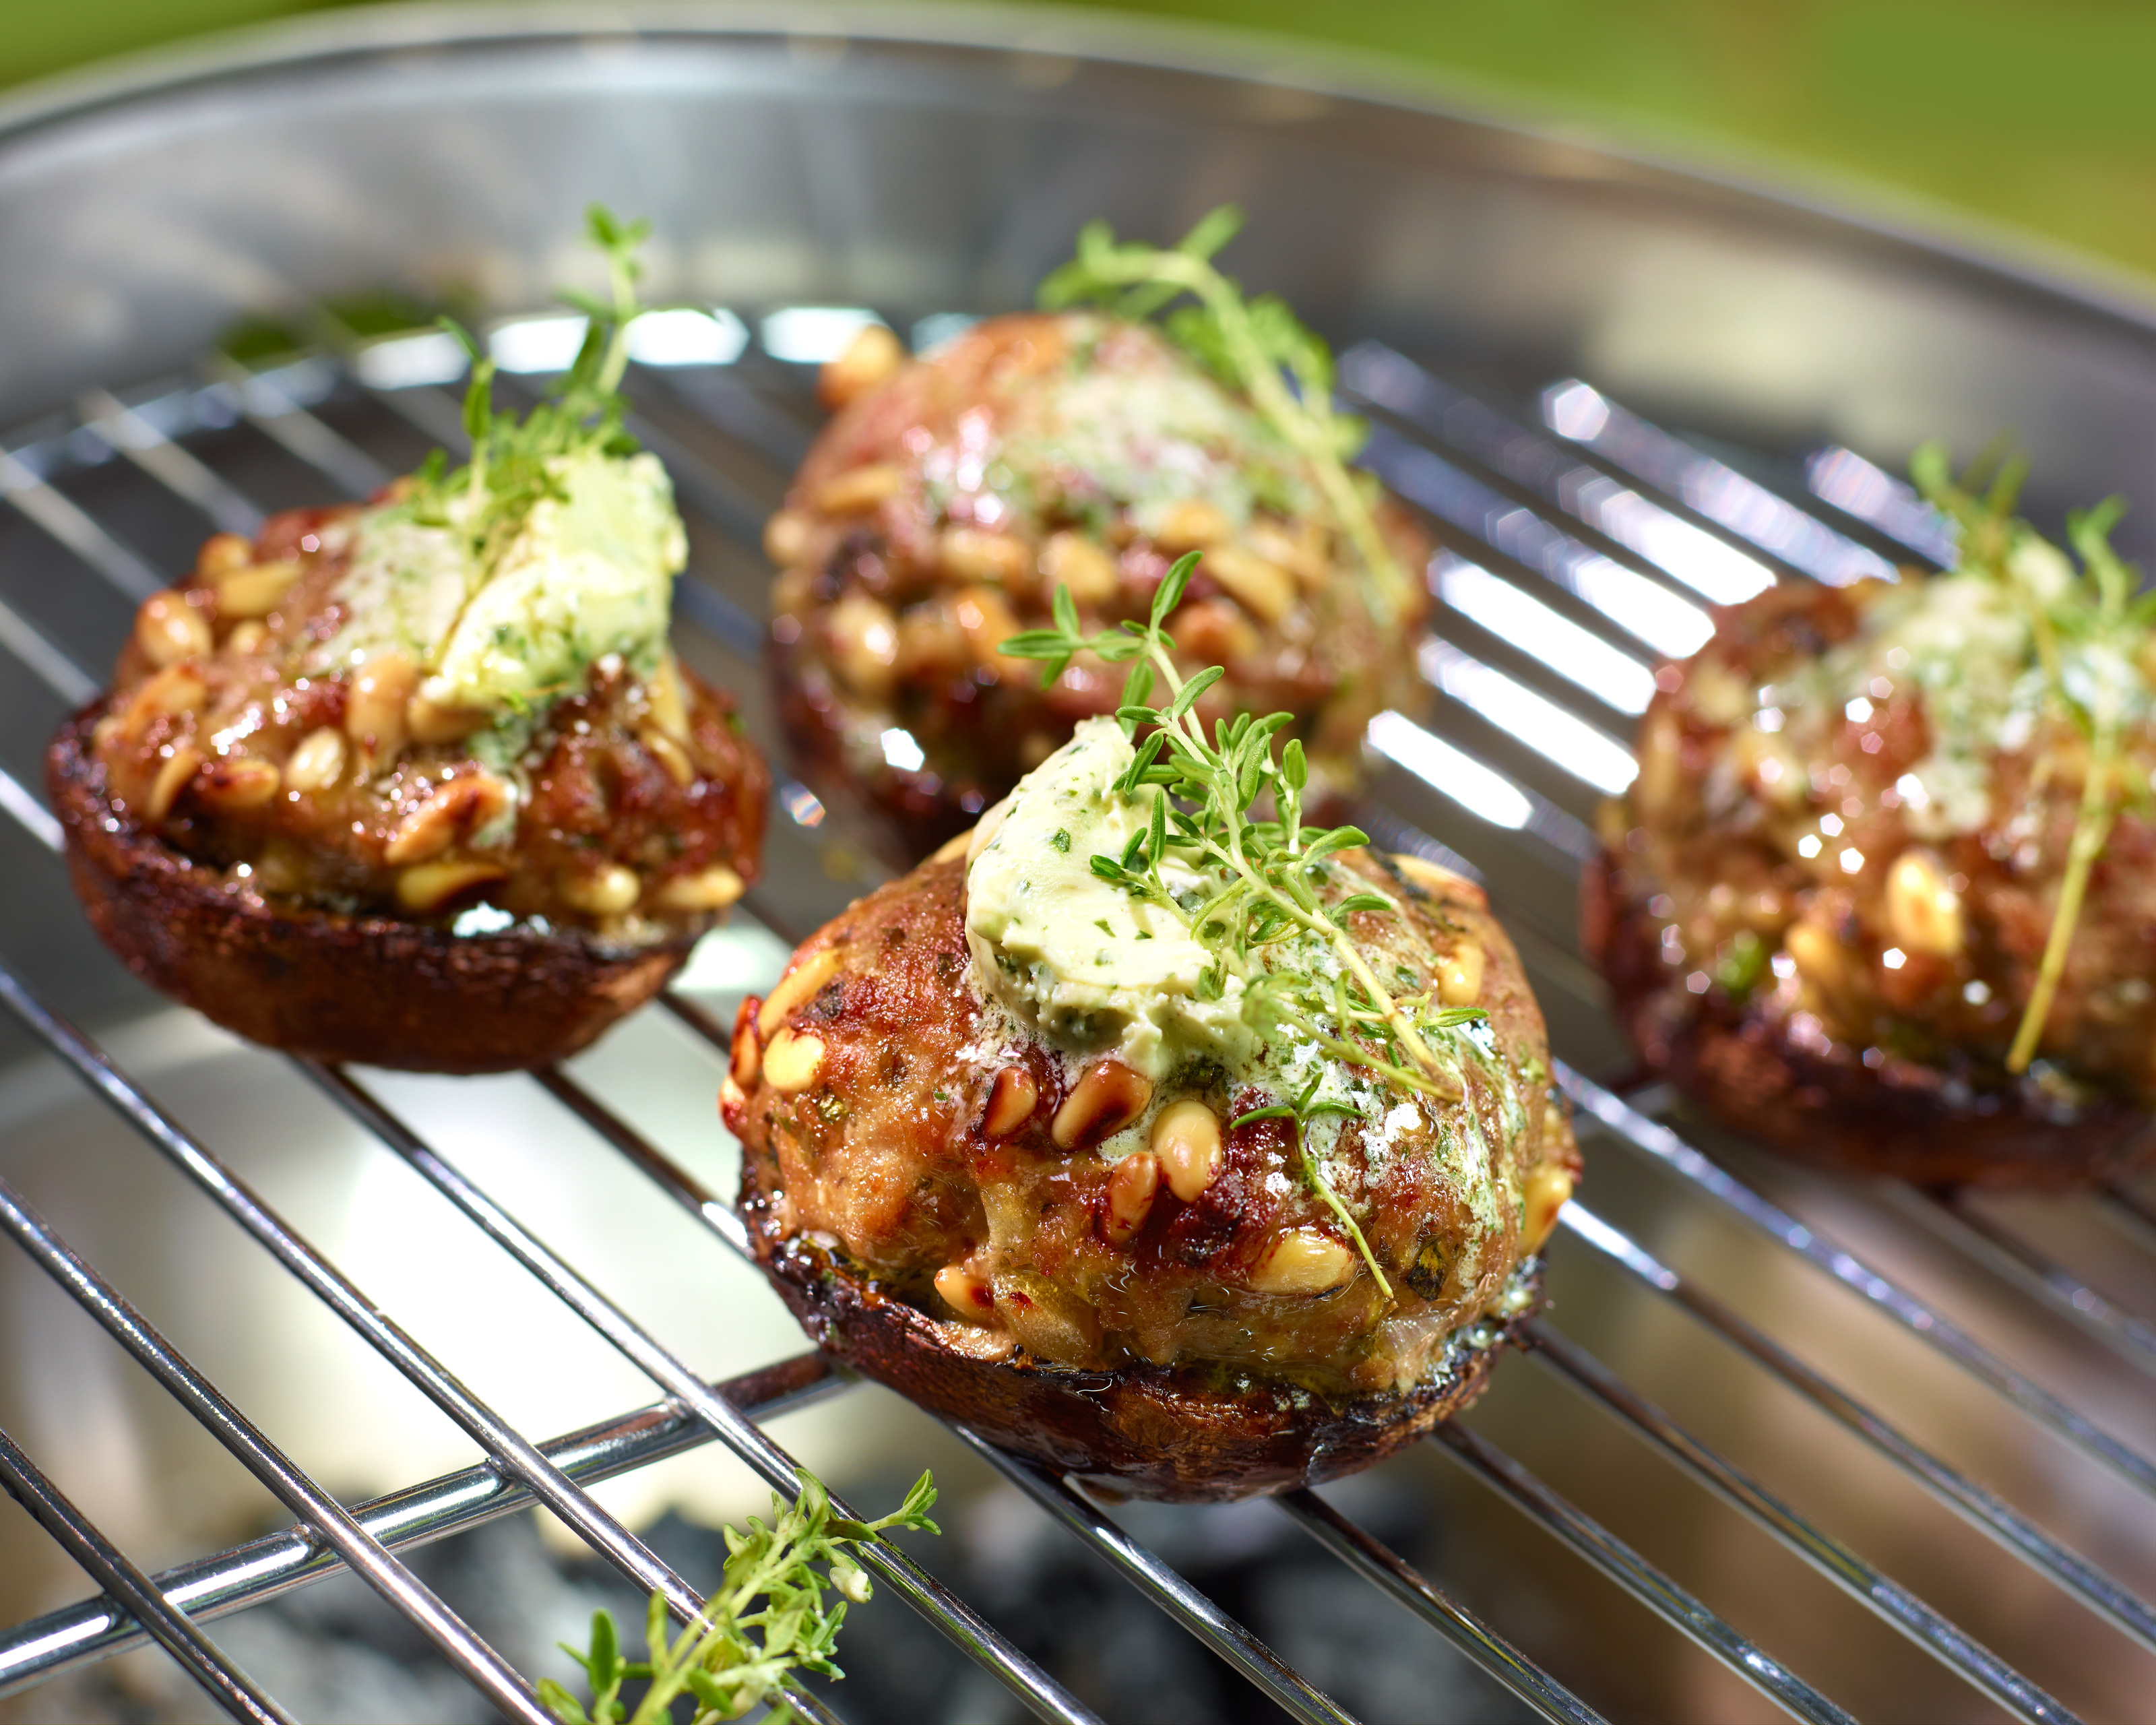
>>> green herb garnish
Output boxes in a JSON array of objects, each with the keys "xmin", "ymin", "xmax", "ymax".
[
  {"xmin": 1037, "ymin": 206, "xmax": 1412, "ymax": 624},
  {"xmin": 1911, "ymin": 443, "xmax": 2151, "ymax": 1072},
  {"xmin": 410, "ymin": 205, "xmax": 652, "ymax": 574},
  {"xmin": 1006, "ymin": 555, "xmax": 1488, "ymax": 1300},
  {"xmin": 541, "ymin": 1468, "xmax": 939, "ymax": 1725}
]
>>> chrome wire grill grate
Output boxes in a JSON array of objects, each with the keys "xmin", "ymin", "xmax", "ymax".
[{"xmin": 0, "ymin": 316, "xmax": 2146, "ymax": 1725}]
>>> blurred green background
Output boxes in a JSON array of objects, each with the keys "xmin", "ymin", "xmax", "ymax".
[{"xmin": 8, "ymin": 1, "xmax": 2152, "ymax": 284}]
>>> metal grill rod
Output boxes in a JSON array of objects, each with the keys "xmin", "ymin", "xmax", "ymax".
[
  {"xmin": 1428, "ymin": 1423, "xmax": 1857, "ymax": 1725},
  {"xmin": 77, "ymin": 387, "xmax": 265, "ymax": 540},
  {"xmin": 0, "ymin": 1170, "xmax": 552, "ymax": 1724},
  {"xmin": 0, "ymin": 445, "xmax": 164, "ymax": 600},
  {"xmin": 1273, "ymin": 1486, "xmax": 1609, "ymax": 1725},
  {"xmin": 1897, "ymin": 1189, "xmax": 2156, "ymax": 1375},
  {"xmin": 1556, "ymin": 1202, "xmax": 2156, "ymax": 1653},
  {"xmin": 0, "ymin": 1352, "xmax": 843, "ymax": 1697},
  {"xmin": 307, "ymin": 1062, "xmax": 1099, "ymax": 1725},
  {"xmin": 0, "ymin": 1422, "xmax": 296, "ymax": 1725},
  {"xmin": 1525, "ymin": 1323, "xmax": 2079, "ymax": 1725},
  {"xmin": 1556, "ymin": 1066, "xmax": 2156, "ymax": 1499},
  {"xmin": 0, "ymin": 968, "xmax": 771, "ymax": 1672}
]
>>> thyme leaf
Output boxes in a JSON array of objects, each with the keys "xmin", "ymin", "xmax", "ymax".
[
  {"xmin": 1037, "ymin": 208, "xmax": 1412, "ymax": 624},
  {"xmin": 1911, "ymin": 445, "xmax": 2141, "ymax": 1072},
  {"xmin": 540, "ymin": 1469, "xmax": 939, "ymax": 1725}
]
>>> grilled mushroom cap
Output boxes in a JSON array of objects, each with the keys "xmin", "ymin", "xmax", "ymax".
[
  {"xmin": 1589, "ymin": 577, "xmax": 2156, "ymax": 1188},
  {"xmin": 728, "ymin": 850, "xmax": 1573, "ymax": 1501}
]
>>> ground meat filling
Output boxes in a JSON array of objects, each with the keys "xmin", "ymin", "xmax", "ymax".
[
  {"xmin": 767, "ymin": 311, "xmax": 1433, "ymax": 852},
  {"xmin": 1597, "ymin": 576, "xmax": 2156, "ymax": 1113},
  {"xmin": 727, "ymin": 852, "xmax": 1576, "ymax": 1400},
  {"xmin": 93, "ymin": 507, "xmax": 767, "ymax": 935}
]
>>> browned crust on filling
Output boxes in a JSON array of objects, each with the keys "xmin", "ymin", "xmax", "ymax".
[
  {"xmin": 1585, "ymin": 848, "xmax": 2155, "ymax": 1188},
  {"xmin": 50, "ymin": 706, "xmax": 694, "ymax": 1073},
  {"xmin": 738, "ymin": 1174, "xmax": 1540, "ymax": 1502}
]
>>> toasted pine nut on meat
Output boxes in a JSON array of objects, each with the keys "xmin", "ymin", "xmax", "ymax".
[
  {"xmin": 383, "ymin": 774, "xmax": 510, "ymax": 867},
  {"xmin": 194, "ymin": 532, "xmax": 253, "ymax": 579},
  {"xmin": 1521, "ymin": 1162, "xmax": 1574, "ymax": 1254},
  {"xmin": 404, "ymin": 691, "xmax": 488, "ymax": 745},
  {"xmin": 223, "ymin": 621, "xmax": 268, "ymax": 656},
  {"xmin": 1051, "ymin": 1059, "xmax": 1153, "ymax": 1150},
  {"xmin": 345, "ymin": 653, "xmax": 417, "ymax": 758},
  {"xmin": 1201, "ymin": 544, "xmax": 1295, "ymax": 625},
  {"xmin": 283, "ymin": 726, "xmax": 348, "ymax": 794},
  {"xmin": 1038, "ymin": 530, "xmax": 1118, "ymax": 606},
  {"xmin": 982, "ymin": 1066, "xmax": 1038, "ymax": 1139},
  {"xmin": 395, "ymin": 858, "xmax": 509, "ymax": 914},
  {"xmin": 938, "ymin": 526, "xmax": 1030, "ymax": 590},
  {"xmin": 1149, "ymin": 497, "xmax": 1229, "ymax": 554},
  {"xmin": 934, "ymin": 1265, "xmax": 996, "ymax": 1323},
  {"xmin": 818, "ymin": 323, "xmax": 903, "ymax": 411},
  {"xmin": 639, "ymin": 726, "xmax": 695, "ymax": 786},
  {"xmin": 1886, "ymin": 850, "xmax": 1963, "ymax": 958},
  {"xmin": 1248, "ymin": 1228, "xmax": 1356, "ymax": 1296},
  {"xmin": 730, "ymin": 997, "xmax": 761, "ymax": 1088},
  {"xmin": 763, "ymin": 509, "xmax": 812, "ymax": 567},
  {"xmin": 762, "ymin": 1028, "xmax": 826, "ymax": 1094},
  {"xmin": 759, "ymin": 946, "xmax": 844, "ymax": 1037},
  {"xmin": 559, "ymin": 862, "xmax": 641, "ymax": 918},
  {"xmin": 1438, "ymin": 940, "xmax": 1485, "ymax": 1005},
  {"xmin": 1104, "ymin": 1152, "xmax": 1161, "ymax": 1245},
  {"xmin": 135, "ymin": 591, "xmax": 212, "ymax": 667},
  {"xmin": 194, "ymin": 757, "xmax": 281, "ymax": 811},
  {"xmin": 1150, "ymin": 1100, "xmax": 1223, "ymax": 1201},
  {"xmin": 212, "ymin": 559, "xmax": 301, "ymax": 619},
  {"xmin": 811, "ymin": 463, "xmax": 903, "ymax": 515},
  {"xmin": 144, "ymin": 746, "xmax": 203, "ymax": 823},
  {"xmin": 645, "ymin": 652, "xmax": 691, "ymax": 741},
  {"xmin": 127, "ymin": 665, "xmax": 208, "ymax": 722},
  {"xmin": 650, "ymin": 865, "xmax": 744, "ymax": 914}
]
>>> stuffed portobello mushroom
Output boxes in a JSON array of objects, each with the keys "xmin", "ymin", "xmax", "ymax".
[
  {"xmin": 1587, "ymin": 453, "xmax": 2156, "ymax": 1187},
  {"xmin": 730, "ymin": 573, "xmax": 1575, "ymax": 1499},
  {"xmin": 52, "ymin": 218, "xmax": 767, "ymax": 1073},
  {"xmin": 765, "ymin": 211, "xmax": 1433, "ymax": 861}
]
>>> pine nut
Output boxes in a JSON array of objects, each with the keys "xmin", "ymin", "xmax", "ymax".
[
  {"xmin": 1246, "ymin": 519, "xmax": 1327, "ymax": 588},
  {"xmin": 1783, "ymin": 920, "xmax": 1846, "ymax": 993},
  {"xmin": 345, "ymin": 652, "xmax": 417, "ymax": 763},
  {"xmin": 640, "ymin": 728, "xmax": 695, "ymax": 786},
  {"xmin": 1201, "ymin": 544, "xmax": 1296, "ymax": 624},
  {"xmin": 1150, "ymin": 1100, "xmax": 1223, "ymax": 1201},
  {"xmin": 194, "ymin": 533, "xmax": 253, "ymax": 579},
  {"xmin": 1248, "ymin": 1227, "xmax": 1356, "ymax": 1295},
  {"xmin": 1438, "ymin": 939, "xmax": 1485, "ymax": 1005},
  {"xmin": 1104, "ymin": 1152, "xmax": 1161, "ymax": 1245},
  {"xmin": 143, "ymin": 746, "xmax": 203, "ymax": 823},
  {"xmin": 982, "ymin": 1066, "xmax": 1038, "ymax": 1138},
  {"xmin": 763, "ymin": 509, "xmax": 812, "ymax": 567},
  {"xmin": 825, "ymin": 592, "xmax": 900, "ymax": 699},
  {"xmin": 720, "ymin": 1074, "xmax": 748, "ymax": 1115},
  {"xmin": 560, "ymin": 862, "xmax": 641, "ymax": 917},
  {"xmin": 383, "ymin": 774, "xmax": 510, "ymax": 866},
  {"xmin": 938, "ymin": 526, "xmax": 1030, "ymax": 590},
  {"xmin": 1634, "ymin": 709, "xmax": 1686, "ymax": 824},
  {"xmin": 1521, "ymin": 1162, "xmax": 1573, "ymax": 1254},
  {"xmin": 213, "ymin": 559, "xmax": 301, "ymax": 619},
  {"xmin": 818, "ymin": 322, "xmax": 903, "ymax": 410},
  {"xmin": 194, "ymin": 756, "xmax": 281, "ymax": 811},
  {"xmin": 934, "ymin": 1265, "xmax": 997, "ymax": 1323},
  {"xmin": 645, "ymin": 652, "xmax": 690, "ymax": 741},
  {"xmin": 1038, "ymin": 531, "xmax": 1118, "ymax": 606},
  {"xmin": 650, "ymin": 864, "xmax": 744, "ymax": 914},
  {"xmin": 284, "ymin": 726, "xmax": 348, "ymax": 793},
  {"xmin": 135, "ymin": 591, "xmax": 212, "ymax": 667},
  {"xmin": 1886, "ymin": 850, "xmax": 1963, "ymax": 957},
  {"xmin": 759, "ymin": 946, "xmax": 844, "ymax": 1036},
  {"xmin": 395, "ymin": 858, "xmax": 508, "ymax": 914},
  {"xmin": 1051, "ymin": 1059, "xmax": 1153, "ymax": 1151},
  {"xmin": 951, "ymin": 584, "xmax": 1024, "ymax": 675},
  {"xmin": 224, "ymin": 621, "xmax": 269, "ymax": 656},
  {"xmin": 811, "ymin": 463, "xmax": 902, "ymax": 515},
  {"xmin": 127, "ymin": 665, "xmax": 209, "ymax": 726},
  {"xmin": 730, "ymin": 997, "xmax": 761, "ymax": 1088},
  {"xmin": 406, "ymin": 690, "xmax": 490, "ymax": 745},
  {"xmin": 1150, "ymin": 498, "xmax": 1230, "ymax": 554},
  {"xmin": 762, "ymin": 1027, "xmax": 826, "ymax": 1094}
]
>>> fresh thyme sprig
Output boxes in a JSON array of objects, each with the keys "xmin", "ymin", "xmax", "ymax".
[
  {"xmin": 1911, "ymin": 443, "xmax": 2153, "ymax": 1071},
  {"xmin": 409, "ymin": 204, "xmax": 652, "ymax": 573},
  {"xmin": 1036, "ymin": 207, "xmax": 1414, "ymax": 625},
  {"xmin": 1005, "ymin": 554, "xmax": 1488, "ymax": 1298},
  {"xmin": 540, "ymin": 1469, "xmax": 939, "ymax": 1725}
]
